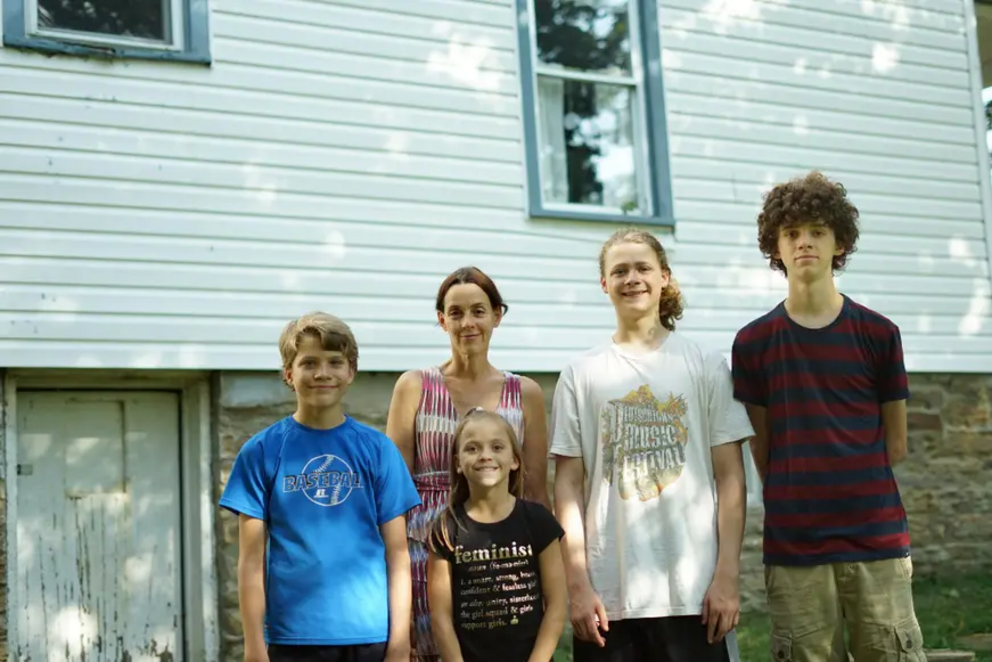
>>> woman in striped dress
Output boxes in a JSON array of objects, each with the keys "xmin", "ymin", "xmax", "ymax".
[{"xmin": 386, "ymin": 266, "xmax": 551, "ymax": 662}]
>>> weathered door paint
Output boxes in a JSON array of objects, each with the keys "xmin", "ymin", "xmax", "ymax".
[{"xmin": 15, "ymin": 391, "xmax": 184, "ymax": 662}]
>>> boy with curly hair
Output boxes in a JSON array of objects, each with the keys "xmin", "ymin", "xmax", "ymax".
[{"xmin": 731, "ymin": 172, "xmax": 925, "ymax": 662}]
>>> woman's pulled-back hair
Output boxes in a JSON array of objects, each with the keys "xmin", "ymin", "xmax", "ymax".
[
  {"xmin": 435, "ymin": 267, "xmax": 509, "ymax": 316},
  {"xmin": 599, "ymin": 228, "xmax": 684, "ymax": 332},
  {"xmin": 428, "ymin": 407, "xmax": 524, "ymax": 554}
]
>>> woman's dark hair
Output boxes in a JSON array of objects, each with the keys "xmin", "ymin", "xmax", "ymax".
[
  {"xmin": 435, "ymin": 266, "xmax": 508, "ymax": 316},
  {"xmin": 757, "ymin": 171, "xmax": 860, "ymax": 274},
  {"xmin": 599, "ymin": 228, "xmax": 684, "ymax": 332}
]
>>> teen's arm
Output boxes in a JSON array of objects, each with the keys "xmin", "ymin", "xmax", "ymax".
[
  {"xmin": 381, "ymin": 515, "xmax": 413, "ymax": 661},
  {"xmin": 528, "ymin": 539, "xmax": 567, "ymax": 662},
  {"xmin": 238, "ymin": 515, "xmax": 269, "ymax": 662},
  {"xmin": 427, "ymin": 552, "xmax": 465, "ymax": 662},
  {"xmin": 554, "ymin": 456, "xmax": 608, "ymax": 646},
  {"xmin": 702, "ymin": 442, "xmax": 746, "ymax": 643},
  {"xmin": 881, "ymin": 399, "xmax": 908, "ymax": 465},
  {"xmin": 743, "ymin": 404, "xmax": 770, "ymax": 481},
  {"xmin": 520, "ymin": 376, "xmax": 552, "ymax": 509},
  {"xmin": 877, "ymin": 325, "xmax": 910, "ymax": 466},
  {"xmin": 385, "ymin": 370, "xmax": 422, "ymax": 474}
]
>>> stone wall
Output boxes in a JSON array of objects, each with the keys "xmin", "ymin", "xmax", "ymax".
[{"xmin": 213, "ymin": 370, "xmax": 992, "ymax": 659}]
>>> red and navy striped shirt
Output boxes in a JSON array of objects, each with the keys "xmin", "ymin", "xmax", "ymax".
[{"xmin": 731, "ymin": 295, "xmax": 911, "ymax": 566}]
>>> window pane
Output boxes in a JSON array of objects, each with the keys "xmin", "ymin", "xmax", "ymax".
[
  {"xmin": 534, "ymin": 0, "xmax": 632, "ymax": 76},
  {"xmin": 38, "ymin": 0, "xmax": 168, "ymax": 42},
  {"xmin": 537, "ymin": 76, "xmax": 639, "ymax": 212}
]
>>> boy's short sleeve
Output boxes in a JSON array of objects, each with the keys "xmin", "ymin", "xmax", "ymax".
[
  {"xmin": 878, "ymin": 325, "xmax": 910, "ymax": 403},
  {"xmin": 706, "ymin": 350, "xmax": 756, "ymax": 448},
  {"xmin": 374, "ymin": 436, "xmax": 422, "ymax": 526},
  {"xmin": 731, "ymin": 331, "xmax": 766, "ymax": 407},
  {"xmin": 549, "ymin": 365, "xmax": 583, "ymax": 458},
  {"xmin": 218, "ymin": 436, "xmax": 269, "ymax": 521},
  {"xmin": 525, "ymin": 501, "xmax": 565, "ymax": 555}
]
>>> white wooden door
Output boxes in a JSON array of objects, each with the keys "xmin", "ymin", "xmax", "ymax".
[{"xmin": 15, "ymin": 391, "xmax": 184, "ymax": 662}]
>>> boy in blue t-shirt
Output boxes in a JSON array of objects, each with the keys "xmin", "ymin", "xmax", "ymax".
[{"xmin": 220, "ymin": 311, "xmax": 421, "ymax": 662}]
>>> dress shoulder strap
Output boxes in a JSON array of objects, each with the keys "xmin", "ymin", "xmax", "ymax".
[
  {"xmin": 501, "ymin": 371, "xmax": 523, "ymax": 411},
  {"xmin": 416, "ymin": 366, "xmax": 453, "ymax": 420}
]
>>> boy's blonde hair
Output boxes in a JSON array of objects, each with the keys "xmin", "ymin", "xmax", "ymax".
[
  {"xmin": 599, "ymin": 227, "xmax": 684, "ymax": 332},
  {"xmin": 278, "ymin": 312, "xmax": 359, "ymax": 387}
]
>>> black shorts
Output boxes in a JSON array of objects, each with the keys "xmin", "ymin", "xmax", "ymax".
[
  {"xmin": 573, "ymin": 616, "xmax": 733, "ymax": 662},
  {"xmin": 268, "ymin": 643, "xmax": 387, "ymax": 662}
]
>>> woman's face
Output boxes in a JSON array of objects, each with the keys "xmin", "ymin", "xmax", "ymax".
[{"xmin": 437, "ymin": 283, "xmax": 501, "ymax": 356}]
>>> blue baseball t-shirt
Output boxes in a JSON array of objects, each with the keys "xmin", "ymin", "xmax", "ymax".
[{"xmin": 219, "ymin": 415, "xmax": 421, "ymax": 645}]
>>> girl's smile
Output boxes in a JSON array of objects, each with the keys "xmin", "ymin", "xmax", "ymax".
[{"xmin": 456, "ymin": 418, "xmax": 519, "ymax": 488}]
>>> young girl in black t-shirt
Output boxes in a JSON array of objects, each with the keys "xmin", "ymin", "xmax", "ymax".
[{"xmin": 427, "ymin": 407, "xmax": 566, "ymax": 662}]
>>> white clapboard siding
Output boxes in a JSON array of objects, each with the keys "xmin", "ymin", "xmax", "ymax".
[{"xmin": 0, "ymin": 0, "xmax": 990, "ymax": 372}]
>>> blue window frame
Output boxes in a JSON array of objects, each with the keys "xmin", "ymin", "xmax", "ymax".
[
  {"xmin": 3, "ymin": 0, "xmax": 210, "ymax": 64},
  {"xmin": 515, "ymin": 0, "xmax": 673, "ymax": 225}
]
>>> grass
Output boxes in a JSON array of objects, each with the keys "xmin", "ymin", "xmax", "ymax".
[{"xmin": 554, "ymin": 573, "xmax": 992, "ymax": 661}]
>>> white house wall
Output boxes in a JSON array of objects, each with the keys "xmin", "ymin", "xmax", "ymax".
[{"xmin": 0, "ymin": 0, "xmax": 989, "ymax": 372}]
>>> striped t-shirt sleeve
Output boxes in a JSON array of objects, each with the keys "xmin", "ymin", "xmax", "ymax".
[
  {"xmin": 731, "ymin": 331, "xmax": 766, "ymax": 407},
  {"xmin": 878, "ymin": 325, "xmax": 910, "ymax": 403}
]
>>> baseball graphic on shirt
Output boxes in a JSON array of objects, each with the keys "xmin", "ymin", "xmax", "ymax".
[
  {"xmin": 600, "ymin": 385, "xmax": 689, "ymax": 501},
  {"xmin": 286, "ymin": 454, "xmax": 362, "ymax": 507}
]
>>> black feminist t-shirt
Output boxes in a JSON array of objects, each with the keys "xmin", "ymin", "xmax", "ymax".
[{"xmin": 429, "ymin": 499, "xmax": 564, "ymax": 662}]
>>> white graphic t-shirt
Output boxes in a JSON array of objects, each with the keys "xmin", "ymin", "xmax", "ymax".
[{"xmin": 549, "ymin": 332, "xmax": 754, "ymax": 620}]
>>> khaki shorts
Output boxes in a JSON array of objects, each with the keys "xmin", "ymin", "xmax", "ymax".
[{"xmin": 764, "ymin": 557, "xmax": 925, "ymax": 662}]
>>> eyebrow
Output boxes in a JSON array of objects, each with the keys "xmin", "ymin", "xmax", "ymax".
[{"xmin": 447, "ymin": 300, "xmax": 488, "ymax": 308}]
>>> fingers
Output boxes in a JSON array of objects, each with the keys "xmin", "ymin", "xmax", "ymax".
[
  {"xmin": 715, "ymin": 611, "xmax": 732, "ymax": 643},
  {"xmin": 572, "ymin": 614, "xmax": 604, "ymax": 646},
  {"xmin": 706, "ymin": 608, "xmax": 719, "ymax": 644},
  {"xmin": 571, "ymin": 616, "xmax": 591, "ymax": 642},
  {"xmin": 708, "ymin": 608, "xmax": 738, "ymax": 644},
  {"xmin": 595, "ymin": 601, "xmax": 610, "ymax": 633},
  {"xmin": 572, "ymin": 607, "xmax": 608, "ymax": 647}
]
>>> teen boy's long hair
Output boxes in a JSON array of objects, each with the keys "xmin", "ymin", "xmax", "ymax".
[
  {"xmin": 599, "ymin": 228, "xmax": 685, "ymax": 332},
  {"xmin": 428, "ymin": 407, "xmax": 526, "ymax": 554}
]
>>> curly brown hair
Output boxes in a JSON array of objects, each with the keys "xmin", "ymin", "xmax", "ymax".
[
  {"xmin": 599, "ymin": 228, "xmax": 684, "ymax": 331},
  {"xmin": 757, "ymin": 171, "xmax": 860, "ymax": 274}
]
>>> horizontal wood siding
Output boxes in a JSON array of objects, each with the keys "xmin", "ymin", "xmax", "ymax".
[{"xmin": 0, "ymin": 0, "xmax": 988, "ymax": 371}]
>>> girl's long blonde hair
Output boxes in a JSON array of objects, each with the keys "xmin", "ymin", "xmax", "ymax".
[{"xmin": 429, "ymin": 407, "xmax": 525, "ymax": 554}]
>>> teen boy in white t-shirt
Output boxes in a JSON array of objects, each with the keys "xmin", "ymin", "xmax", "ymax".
[{"xmin": 550, "ymin": 229, "xmax": 754, "ymax": 662}]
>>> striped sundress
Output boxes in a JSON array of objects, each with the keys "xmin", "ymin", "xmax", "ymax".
[{"xmin": 407, "ymin": 366, "xmax": 526, "ymax": 660}]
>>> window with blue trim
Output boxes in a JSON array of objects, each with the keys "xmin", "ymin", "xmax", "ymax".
[
  {"xmin": 3, "ymin": 0, "xmax": 210, "ymax": 64},
  {"xmin": 516, "ymin": 0, "xmax": 673, "ymax": 225}
]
